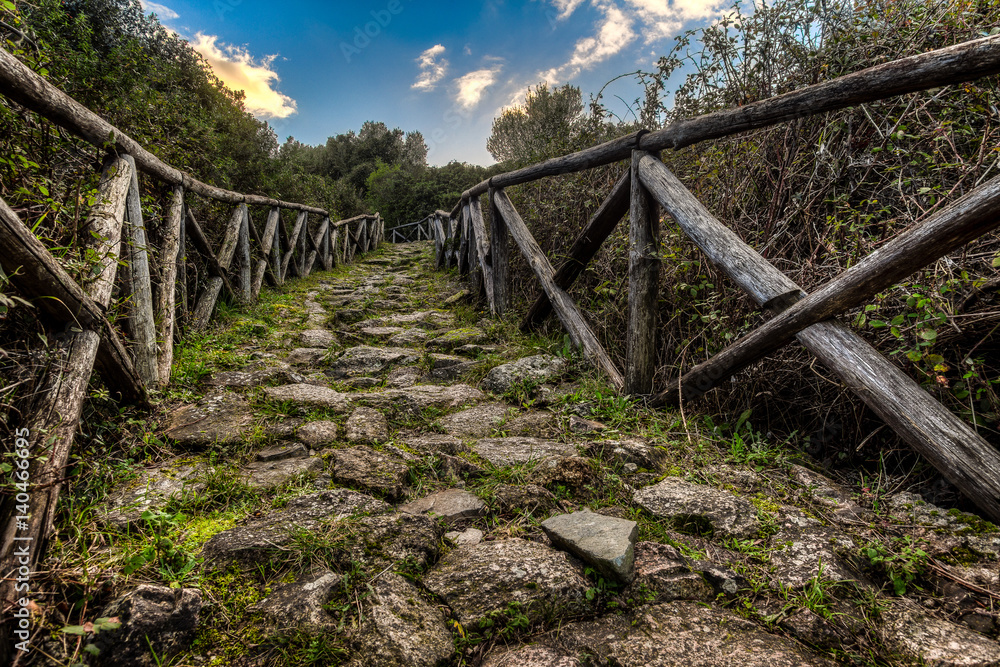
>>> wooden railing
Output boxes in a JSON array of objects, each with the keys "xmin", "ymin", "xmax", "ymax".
[
  {"xmin": 417, "ymin": 34, "xmax": 1000, "ymax": 523},
  {"xmin": 388, "ymin": 215, "xmax": 436, "ymax": 243},
  {"xmin": 0, "ymin": 46, "xmax": 383, "ymax": 598}
]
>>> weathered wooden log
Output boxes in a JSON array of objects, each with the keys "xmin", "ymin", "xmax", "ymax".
[
  {"xmin": 433, "ymin": 214, "xmax": 446, "ymax": 269},
  {"xmin": 177, "ymin": 202, "xmax": 188, "ymax": 320},
  {"xmin": 155, "ymin": 185, "xmax": 183, "ymax": 385},
  {"xmin": 488, "ymin": 189, "xmax": 510, "ymax": 317},
  {"xmin": 190, "ymin": 277, "xmax": 224, "ymax": 332},
  {"xmin": 184, "ymin": 209, "xmax": 234, "ymax": 296},
  {"xmin": 0, "ymin": 190, "xmax": 147, "ymax": 405},
  {"xmin": 330, "ymin": 227, "xmax": 339, "ymax": 268},
  {"xmin": 0, "ymin": 155, "xmax": 134, "ymax": 616},
  {"xmin": 319, "ymin": 217, "xmax": 332, "ymax": 270},
  {"xmin": 281, "ymin": 211, "xmax": 306, "ymax": 281},
  {"xmin": 458, "ymin": 203, "xmax": 471, "ymax": 277},
  {"xmin": 493, "ymin": 190, "xmax": 624, "ymax": 390},
  {"xmin": 121, "ymin": 155, "xmax": 159, "ymax": 388},
  {"xmin": 626, "ymin": 151, "xmax": 660, "ymax": 395},
  {"xmin": 521, "ymin": 171, "xmax": 631, "ymax": 331},
  {"xmin": 297, "ymin": 212, "xmax": 309, "ymax": 276},
  {"xmin": 0, "ymin": 48, "xmax": 328, "ymax": 215},
  {"xmin": 636, "ymin": 153, "xmax": 1000, "ymax": 524},
  {"xmin": 235, "ymin": 204, "xmax": 251, "ymax": 302},
  {"xmin": 469, "ymin": 197, "xmax": 493, "ymax": 312},
  {"xmin": 664, "ymin": 173, "xmax": 1000, "ymax": 401}
]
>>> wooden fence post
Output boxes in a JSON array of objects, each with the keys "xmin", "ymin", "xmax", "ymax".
[
  {"xmin": 626, "ymin": 150, "xmax": 660, "ymax": 395},
  {"xmin": 122, "ymin": 154, "xmax": 159, "ymax": 387},
  {"xmin": 177, "ymin": 201, "xmax": 188, "ymax": 324},
  {"xmin": 0, "ymin": 155, "xmax": 132, "ymax": 609},
  {"xmin": 235, "ymin": 203, "xmax": 251, "ymax": 302},
  {"xmin": 156, "ymin": 184, "xmax": 183, "ymax": 385},
  {"xmin": 488, "ymin": 187, "xmax": 510, "ymax": 317}
]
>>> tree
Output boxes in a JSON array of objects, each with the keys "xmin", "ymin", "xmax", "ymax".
[{"xmin": 486, "ymin": 83, "xmax": 585, "ymax": 165}]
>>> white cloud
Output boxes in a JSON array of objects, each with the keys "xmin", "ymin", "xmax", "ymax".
[
  {"xmin": 552, "ymin": 0, "xmax": 587, "ymax": 19},
  {"xmin": 191, "ymin": 34, "xmax": 297, "ymax": 119},
  {"xmin": 412, "ymin": 44, "xmax": 449, "ymax": 91},
  {"xmin": 624, "ymin": 0, "xmax": 725, "ymax": 40},
  {"xmin": 455, "ymin": 66, "xmax": 503, "ymax": 109},
  {"xmin": 540, "ymin": 3, "xmax": 635, "ymax": 84},
  {"xmin": 139, "ymin": 0, "xmax": 179, "ymax": 20}
]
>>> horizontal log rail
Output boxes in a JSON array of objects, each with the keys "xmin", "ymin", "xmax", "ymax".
[
  {"xmin": 0, "ymin": 44, "xmax": 387, "ymax": 613},
  {"xmin": 418, "ymin": 35, "xmax": 1000, "ymax": 524}
]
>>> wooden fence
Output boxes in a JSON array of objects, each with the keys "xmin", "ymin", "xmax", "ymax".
[
  {"xmin": 0, "ymin": 46, "xmax": 383, "ymax": 602},
  {"xmin": 388, "ymin": 215, "xmax": 436, "ymax": 243},
  {"xmin": 415, "ymin": 34, "xmax": 1000, "ymax": 523}
]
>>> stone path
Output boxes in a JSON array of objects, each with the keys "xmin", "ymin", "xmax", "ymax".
[{"xmin": 85, "ymin": 242, "xmax": 1000, "ymax": 666}]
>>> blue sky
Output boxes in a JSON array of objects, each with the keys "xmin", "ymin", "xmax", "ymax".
[{"xmin": 141, "ymin": 0, "xmax": 735, "ymax": 166}]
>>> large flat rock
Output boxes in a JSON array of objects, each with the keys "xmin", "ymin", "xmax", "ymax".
[
  {"xmin": 542, "ymin": 509, "xmax": 638, "ymax": 584},
  {"xmin": 400, "ymin": 489, "xmax": 486, "ymax": 524},
  {"xmin": 769, "ymin": 507, "xmax": 858, "ymax": 589},
  {"xmin": 354, "ymin": 384, "xmax": 485, "ymax": 413},
  {"xmin": 201, "ymin": 489, "xmax": 388, "ymax": 568},
  {"xmin": 633, "ymin": 477, "xmax": 758, "ymax": 539},
  {"xmin": 328, "ymin": 346, "xmax": 421, "ymax": 379},
  {"xmin": 481, "ymin": 355, "xmax": 567, "ymax": 394},
  {"xmin": 605, "ymin": 602, "xmax": 837, "ymax": 666},
  {"xmin": 473, "ymin": 437, "xmax": 578, "ymax": 467},
  {"xmin": 163, "ymin": 392, "xmax": 254, "ymax": 447},
  {"xmin": 99, "ymin": 457, "xmax": 213, "ymax": 529},
  {"xmin": 262, "ymin": 384, "xmax": 352, "ymax": 412},
  {"xmin": 423, "ymin": 538, "xmax": 591, "ymax": 627},
  {"xmin": 250, "ymin": 568, "xmax": 341, "ymax": 631},
  {"xmin": 348, "ymin": 573, "xmax": 454, "ymax": 667},
  {"xmin": 329, "ymin": 446, "xmax": 409, "ymax": 500},
  {"xmin": 880, "ymin": 600, "xmax": 1000, "ymax": 667},
  {"xmin": 440, "ymin": 403, "xmax": 510, "ymax": 438}
]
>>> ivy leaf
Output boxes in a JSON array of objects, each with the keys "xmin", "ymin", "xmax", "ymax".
[
  {"xmin": 920, "ymin": 329, "xmax": 937, "ymax": 341},
  {"xmin": 61, "ymin": 626, "xmax": 87, "ymax": 635}
]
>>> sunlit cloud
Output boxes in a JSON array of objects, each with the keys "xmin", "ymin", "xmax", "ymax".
[
  {"xmin": 139, "ymin": 0, "xmax": 179, "ymax": 20},
  {"xmin": 412, "ymin": 44, "xmax": 449, "ymax": 91},
  {"xmin": 540, "ymin": 3, "xmax": 635, "ymax": 84},
  {"xmin": 552, "ymin": 0, "xmax": 587, "ymax": 19},
  {"xmin": 191, "ymin": 33, "xmax": 297, "ymax": 119},
  {"xmin": 455, "ymin": 66, "xmax": 503, "ymax": 109}
]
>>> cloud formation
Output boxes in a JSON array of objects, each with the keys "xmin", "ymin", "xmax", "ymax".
[
  {"xmin": 540, "ymin": 3, "xmax": 635, "ymax": 84},
  {"xmin": 413, "ymin": 44, "xmax": 449, "ymax": 91},
  {"xmin": 139, "ymin": 0, "xmax": 179, "ymax": 20},
  {"xmin": 191, "ymin": 33, "xmax": 297, "ymax": 119},
  {"xmin": 455, "ymin": 66, "xmax": 503, "ymax": 109}
]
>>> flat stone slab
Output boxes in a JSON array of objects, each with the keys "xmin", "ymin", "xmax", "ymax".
[
  {"xmin": 445, "ymin": 528, "xmax": 483, "ymax": 547},
  {"xmin": 201, "ymin": 489, "xmax": 389, "ymax": 568},
  {"xmin": 203, "ymin": 366, "xmax": 304, "ymax": 388},
  {"xmin": 296, "ymin": 421, "xmax": 340, "ymax": 447},
  {"xmin": 880, "ymin": 600, "xmax": 1000, "ymax": 667},
  {"xmin": 542, "ymin": 509, "xmax": 638, "ymax": 584},
  {"xmin": 286, "ymin": 347, "xmax": 328, "ymax": 366},
  {"xmin": 603, "ymin": 602, "xmax": 836, "ymax": 666},
  {"xmin": 473, "ymin": 437, "xmax": 578, "ymax": 467},
  {"xmin": 385, "ymin": 366, "xmax": 423, "ymax": 388},
  {"xmin": 238, "ymin": 456, "xmax": 324, "ymax": 490},
  {"xmin": 358, "ymin": 311, "xmax": 455, "ymax": 331},
  {"xmin": 329, "ymin": 446, "xmax": 409, "ymax": 500},
  {"xmin": 163, "ymin": 392, "xmax": 254, "ymax": 447},
  {"xmin": 481, "ymin": 354, "xmax": 567, "ymax": 395},
  {"xmin": 100, "ymin": 457, "xmax": 212, "ymax": 529},
  {"xmin": 633, "ymin": 477, "xmax": 758, "ymax": 539},
  {"xmin": 482, "ymin": 646, "xmax": 580, "ymax": 667},
  {"xmin": 360, "ymin": 326, "xmax": 406, "ymax": 339},
  {"xmin": 400, "ymin": 489, "xmax": 486, "ymax": 524},
  {"xmin": 769, "ymin": 507, "xmax": 858, "ymax": 589},
  {"xmin": 256, "ymin": 441, "xmax": 308, "ymax": 462},
  {"xmin": 355, "ymin": 384, "xmax": 485, "ymax": 413},
  {"xmin": 328, "ymin": 346, "xmax": 421, "ymax": 379},
  {"xmin": 250, "ymin": 568, "xmax": 341, "ymax": 631},
  {"xmin": 587, "ymin": 438, "xmax": 667, "ymax": 471},
  {"xmin": 423, "ymin": 538, "xmax": 591, "ymax": 627},
  {"xmin": 345, "ymin": 407, "xmax": 389, "ymax": 444},
  {"xmin": 440, "ymin": 403, "xmax": 510, "ymax": 438},
  {"xmin": 623, "ymin": 542, "xmax": 713, "ymax": 603},
  {"xmin": 426, "ymin": 328, "xmax": 487, "ymax": 351},
  {"xmin": 300, "ymin": 329, "xmax": 337, "ymax": 348},
  {"xmin": 388, "ymin": 329, "xmax": 429, "ymax": 347},
  {"xmin": 92, "ymin": 585, "xmax": 202, "ymax": 667},
  {"xmin": 263, "ymin": 384, "xmax": 351, "ymax": 412},
  {"xmin": 348, "ymin": 573, "xmax": 454, "ymax": 667}
]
